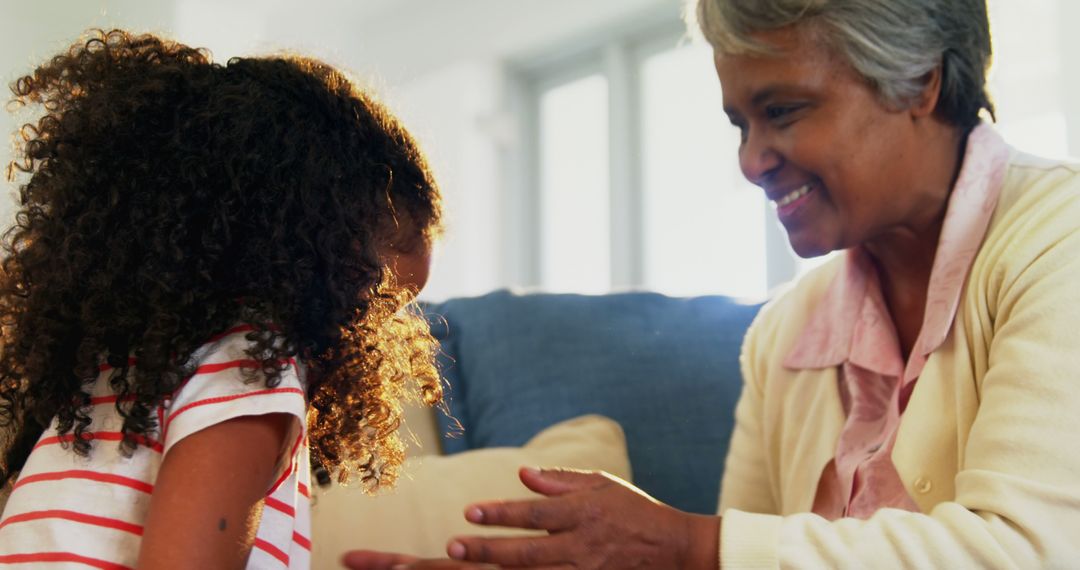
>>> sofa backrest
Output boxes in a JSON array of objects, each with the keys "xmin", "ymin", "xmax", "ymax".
[{"xmin": 423, "ymin": 290, "xmax": 760, "ymax": 515}]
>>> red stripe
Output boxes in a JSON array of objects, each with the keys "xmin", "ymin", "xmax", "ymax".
[
  {"xmin": 0, "ymin": 509, "xmax": 143, "ymax": 536},
  {"xmin": 164, "ymin": 386, "xmax": 304, "ymax": 434},
  {"xmin": 95, "ymin": 356, "xmax": 295, "ymax": 409},
  {"xmin": 170, "ymin": 357, "xmax": 297, "ymax": 385},
  {"xmin": 34, "ymin": 432, "xmax": 163, "ymax": 454},
  {"xmin": 293, "ymin": 531, "xmax": 312, "ymax": 551},
  {"xmin": 298, "ymin": 482, "xmax": 310, "ymax": 498},
  {"xmin": 253, "ymin": 538, "xmax": 289, "ymax": 565},
  {"xmin": 267, "ymin": 464, "xmax": 294, "ymax": 496},
  {"xmin": 194, "ymin": 357, "xmax": 296, "ymax": 376},
  {"xmin": 89, "ymin": 394, "xmax": 137, "ymax": 406},
  {"xmin": 0, "ymin": 552, "xmax": 131, "ymax": 569},
  {"xmin": 267, "ymin": 429, "xmax": 305, "ymax": 495},
  {"xmin": 157, "ymin": 358, "xmax": 297, "ymax": 443},
  {"xmin": 13, "ymin": 470, "xmax": 153, "ymax": 494},
  {"xmin": 264, "ymin": 496, "xmax": 295, "ymax": 517},
  {"xmin": 193, "ymin": 358, "xmax": 262, "ymax": 375}
]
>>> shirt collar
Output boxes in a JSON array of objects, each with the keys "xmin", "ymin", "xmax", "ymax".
[
  {"xmin": 783, "ymin": 248, "xmax": 870, "ymax": 370},
  {"xmin": 783, "ymin": 123, "xmax": 1012, "ymax": 379}
]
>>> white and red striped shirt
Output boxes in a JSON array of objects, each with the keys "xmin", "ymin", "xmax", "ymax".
[{"xmin": 0, "ymin": 326, "xmax": 312, "ymax": 569}]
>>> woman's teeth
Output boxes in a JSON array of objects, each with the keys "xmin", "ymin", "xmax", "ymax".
[{"xmin": 776, "ymin": 183, "xmax": 811, "ymax": 207}]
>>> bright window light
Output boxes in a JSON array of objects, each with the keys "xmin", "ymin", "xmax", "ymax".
[
  {"xmin": 539, "ymin": 74, "xmax": 611, "ymax": 293},
  {"xmin": 988, "ymin": 0, "xmax": 1068, "ymax": 157},
  {"xmin": 640, "ymin": 42, "xmax": 767, "ymax": 298}
]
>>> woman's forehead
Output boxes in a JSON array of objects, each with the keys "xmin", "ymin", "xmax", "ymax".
[{"xmin": 714, "ymin": 27, "xmax": 848, "ymax": 107}]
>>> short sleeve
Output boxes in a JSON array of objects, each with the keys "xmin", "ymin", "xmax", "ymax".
[{"xmin": 160, "ymin": 329, "xmax": 307, "ymax": 489}]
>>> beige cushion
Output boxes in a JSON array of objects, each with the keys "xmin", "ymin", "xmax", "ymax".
[
  {"xmin": 311, "ymin": 414, "xmax": 632, "ymax": 565},
  {"xmin": 399, "ymin": 400, "xmax": 444, "ymax": 456}
]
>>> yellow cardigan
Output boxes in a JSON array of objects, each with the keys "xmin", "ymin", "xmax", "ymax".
[{"xmin": 720, "ymin": 150, "xmax": 1080, "ymax": 568}]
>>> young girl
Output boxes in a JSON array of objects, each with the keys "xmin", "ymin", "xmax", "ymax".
[{"xmin": 0, "ymin": 29, "xmax": 443, "ymax": 568}]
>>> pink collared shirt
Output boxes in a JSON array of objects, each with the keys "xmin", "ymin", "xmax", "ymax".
[{"xmin": 783, "ymin": 124, "xmax": 1012, "ymax": 519}]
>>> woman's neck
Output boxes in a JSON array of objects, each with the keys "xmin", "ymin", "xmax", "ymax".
[{"xmin": 864, "ymin": 121, "xmax": 970, "ymax": 359}]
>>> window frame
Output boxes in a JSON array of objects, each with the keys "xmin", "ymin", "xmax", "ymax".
[{"xmin": 505, "ymin": 15, "xmax": 799, "ymax": 295}]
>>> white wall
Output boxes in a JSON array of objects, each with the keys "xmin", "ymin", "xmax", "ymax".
[
  {"xmin": 986, "ymin": 0, "xmax": 1074, "ymax": 159},
  {"xmin": 0, "ymin": 1, "xmax": 175, "ymax": 222},
  {"xmin": 0, "ymin": 0, "xmax": 678, "ymax": 301},
  {"xmin": 1058, "ymin": 0, "xmax": 1080, "ymax": 156}
]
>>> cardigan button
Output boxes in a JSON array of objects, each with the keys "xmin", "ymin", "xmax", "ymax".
[{"xmin": 914, "ymin": 476, "xmax": 933, "ymax": 494}]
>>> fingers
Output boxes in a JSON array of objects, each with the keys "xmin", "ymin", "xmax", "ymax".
[
  {"xmin": 447, "ymin": 533, "xmax": 577, "ymax": 567},
  {"xmin": 464, "ymin": 496, "xmax": 575, "ymax": 531},
  {"xmin": 517, "ymin": 467, "xmax": 608, "ymax": 497},
  {"xmin": 463, "ymin": 469, "xmax": 623, "ymax": 532},
  {"xmin": 341, "ymin": 549, "xmax": 418, "ymax": 569}
]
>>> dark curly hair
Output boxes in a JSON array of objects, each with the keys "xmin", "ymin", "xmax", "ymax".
[{"xmin": 0, "ymin": 29, "xmax": 444, "ymax": 490}]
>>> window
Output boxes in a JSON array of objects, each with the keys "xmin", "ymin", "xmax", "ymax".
[
  {"xmin": 639, "ymin": 42, "xmax": 767, "ymax": 298},
  {"xmin": 516, "ymin": 20, "xmax": 787, "ymax": 299},
  {"xmin": 538, "ymin": 74, "xmax": 611, "ymax": 293},
  {"xmin": 987, "ymin": 0, "xmax": 1070, "ymax": 158}
]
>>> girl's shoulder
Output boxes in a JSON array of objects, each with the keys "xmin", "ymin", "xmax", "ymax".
[{"xmin": 163, "ymin": 324, "xmax": 308, "ymax": 457}]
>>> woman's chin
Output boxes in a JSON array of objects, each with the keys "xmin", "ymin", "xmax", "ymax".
[{"xmin": 788, "ymin": 236, "xmax": 835, "ymax": 260}]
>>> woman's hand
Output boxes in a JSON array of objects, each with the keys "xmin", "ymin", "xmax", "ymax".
[{"xmin": 446, "ymin": 467, "xmax": 720, "ymax": 570}]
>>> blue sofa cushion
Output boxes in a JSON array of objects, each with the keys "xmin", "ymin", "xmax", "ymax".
[{"xmin": 424, "ymin": 290, "xmax": 760, "ymax": 515}]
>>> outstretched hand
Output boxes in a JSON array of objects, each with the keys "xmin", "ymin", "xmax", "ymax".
[{"xmin": 444, "ymin": 467, "xmax": 720, "ymax": 570}]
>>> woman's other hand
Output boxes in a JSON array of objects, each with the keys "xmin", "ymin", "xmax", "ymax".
[{"xmin": 447, "ymin": 467, "xmax": 720, "ymax": 569}]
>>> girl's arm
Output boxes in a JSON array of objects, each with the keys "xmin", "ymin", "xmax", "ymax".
[{"xmin": 137, "ymin": 413, "xmax": 294, "ymax": 569}]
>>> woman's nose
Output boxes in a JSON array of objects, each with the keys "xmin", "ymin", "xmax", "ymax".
[{"xmin": 738, "ymin": 130, "xmax": 782, "ymax": 186}]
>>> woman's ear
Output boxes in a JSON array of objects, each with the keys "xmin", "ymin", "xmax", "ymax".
[{"xmin": 911, "ymin": 65, "xmax": 943, "ymax": 118}]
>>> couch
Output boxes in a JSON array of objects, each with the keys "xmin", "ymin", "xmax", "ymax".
[{"xmin": 312, "ymin": 289, "xmax": 760, "ymax": 565}]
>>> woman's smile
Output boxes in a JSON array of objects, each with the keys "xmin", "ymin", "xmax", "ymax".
[{"xmin": 772, "ymin": 181, "xmax": 817, "ymax": 223}]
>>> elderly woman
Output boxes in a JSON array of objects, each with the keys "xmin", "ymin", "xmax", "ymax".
[{"xmin": 347, "ymin": 0, "xmax": 1080, "ymax": 567}]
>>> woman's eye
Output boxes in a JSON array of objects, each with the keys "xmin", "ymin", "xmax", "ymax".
[{"xmin": 765, "ymin": 105, "xmax": 801, "ymax": 121}]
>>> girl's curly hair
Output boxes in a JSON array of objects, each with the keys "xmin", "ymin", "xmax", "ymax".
[{"xmin": 0, "ymin": 29, "xmax": 444, "ymax": 490}]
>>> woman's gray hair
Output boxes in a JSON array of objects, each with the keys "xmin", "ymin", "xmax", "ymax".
[{"xmin": 688, "ymin": 0, "xmax": 994, "ymax": 129}]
